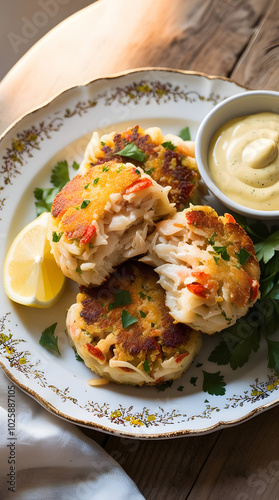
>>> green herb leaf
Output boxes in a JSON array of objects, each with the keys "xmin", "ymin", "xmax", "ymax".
[
  {"xmin": 93, "ymin": 178, "xmax": 100, "ymax": 186},
  {"xmin": 109, "ymin": 290, "xmax": 132, "ymax": 310},
  {"xmin": 72, "ymin": 161, "xmax": 80, "ymax": 171},
  {"xmin": 50, "ymin": 160, "xmax": 70, "ymax": 188},
  {"xmin": 75, "ymin": 353, "xmax": 84, "ymax": 362},
  {"xmin": 52, "ymin": 231, "xmax": 63, "ymax": 242},
  {"xmin": 156, "ymin": 380, "xmax": 173, "ymax": 392},
  {"xmin": 208, "ymin": 232, "xmax": 217, "ymax": 246},
  {"xmin": 115, "ymin": 142, "xmax": 147, "ymax": 162},
  {"xmin": 190, "ymin": 377, "xmax": 198, "ymax": 386},
  {"xmin": 145, "ymin": 167, "xmax": 154, "ymax": 175},
  {"xmin": 208, "ymin": 340, "xmax": 232, "ymax": 366},
  {"xmin": 143, "ymin": 359, "xmax": 150, "ymax": 372},
  {"xmin": 102, "ymin": 165, "xmax": 109, "ymax": 172},
  {"xmin": 139, "ymin": 310, "xmax": 147, "ymax": 318},
  {"xmin": 34, "ymin": 160, "xmax": 70, "ymax": 216},
  {"xmin": 81, "ymin": 199, "xmax": 90, "ymax": 209},
  {"xmin": 213, "ymin": 246, "xmax": 230, "ymax": 261},
  {"xmin": 121, "ymin": 310, "xmax": 138, "ymax": 329},
  {"xmin": 34, "ymin": 186, "xmax": 60, "ymax": 215},
  {"xmin": 255, "ymin": 232, "xmax": 279, "ymax": 264},
  {"xmin": 235, "ymin": 248, "xmax": 251, "ymax": 266},
  {"xmin": 177, "ymin": 385, "xmax": 184, "ymax": 391},
  {"xmin": 178, "ymin": 126, "xmax": 191, "ymax": 141},
  {"xmin": 202, "ymin": 370, "xmax": 226, "ymax": 396},
  {"xmin": 84, "ymin": 183, "xmax": 90, "ymax": 189},
  {"xmin": 161, "ymin": 141, "xmax": 175, "ymax": 151},
  {"xmin": 39, "ymin": 323, "xmax": 60, "ymax": 355}
]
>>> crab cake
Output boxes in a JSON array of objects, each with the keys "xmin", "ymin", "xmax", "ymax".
[
  {"xmin": 78, "ymin": 125, "xmax": 199, "ymax": 210},
  {"xmin": 143, "ymin": 205, "xmax": 260, "ymax": 335},
  {"xmin": 66, "ymin": 261, "xmax": 202, "ymax": 386},
  {"xmin": 48, "ymin": 160, "xmax": 174, "ymax": 286}
]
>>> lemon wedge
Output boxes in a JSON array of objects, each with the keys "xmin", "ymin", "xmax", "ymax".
[{"xmin": 3, "ymin": 212, "xmax": 65, "ymax": 308}]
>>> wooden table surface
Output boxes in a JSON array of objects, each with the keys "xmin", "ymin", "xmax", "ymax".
[{"xmin": 1, "ymin": 0, "xmax": 279, "ymax": 498}]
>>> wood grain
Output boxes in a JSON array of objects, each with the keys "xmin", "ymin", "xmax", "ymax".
[
  {"xmin": 188, "ymin": 405, "xmax": 279, "ymax": 500},
  {"xmin": 0, "ymin": 0, "xmax": 269, "ymax": 134},
  {"xmin": 104, "ymin": 431, "xmax": 221, "ymax": 500},
  {"xmin": 232, "ymin": 0, "xmax": 279, "ymax": 90}
]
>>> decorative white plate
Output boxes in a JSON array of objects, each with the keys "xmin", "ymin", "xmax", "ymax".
[{"xmin": 1, "ymin": 68, "xmax": 278, "ymax": 438}]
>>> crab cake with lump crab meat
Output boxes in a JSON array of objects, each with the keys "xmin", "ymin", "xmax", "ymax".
[
  {"xmin": 49, "ymin": 160, "xmax": 174, "ymax": 286},
  {"xmin": 78, "ymin": 125, "xmax": 199, "ymax": 211},
  {"xmin": 66, "ymin": 261, "xmax": 202, "ymax": 386},
  {"xmin": 143, "ymin": 205, "xmax": 260, "ymax": 334}
]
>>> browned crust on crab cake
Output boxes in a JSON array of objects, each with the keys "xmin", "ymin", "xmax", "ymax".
[
  {"xmin": 51, "ymin": 160, "xmax": 141, "ymax": 242},
  {"xmin": 66, "ymin": 261, "xmax": 202, "ymax": 386},
  {"xmin": 87, "ymin": 125, "xmax": 199, "ymax": 210}
]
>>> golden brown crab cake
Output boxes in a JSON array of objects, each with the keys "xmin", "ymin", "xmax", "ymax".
[
  {"xmin": 66, "ymin": 261, "xmax": 202, "ymax": 386},
  {"xmin": 143, "ymin": 205, "xmax": 260, "ymax": 334},
  {"xmin": 48, "ymin": 160, "xmax": 174, "ymax": 286},
  {"xmin": 78, "ymin": 125, "xmax": 199, "ymax": 210}
]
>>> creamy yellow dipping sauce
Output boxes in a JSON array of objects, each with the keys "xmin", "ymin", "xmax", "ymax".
[{"xmin": 208, "ymin": 112, "xmax": 279, "ymax": 211}]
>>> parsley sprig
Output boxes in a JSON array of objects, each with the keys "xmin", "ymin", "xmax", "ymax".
[
  {"xmin": 208, "ymin": 214, "xmax": 279, "ymax": 373},
  {"xmin": 115, "ymin": 142, "xmax": 147, "ymax": 162},
  {"xmin": 33, "ymin": 160, "xmax": 77, "ymax": 216}
]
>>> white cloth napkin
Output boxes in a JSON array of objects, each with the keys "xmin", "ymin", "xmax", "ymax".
[{"xmin": 0, "ymin": 370, "xmax": 145, "ymax": 500}]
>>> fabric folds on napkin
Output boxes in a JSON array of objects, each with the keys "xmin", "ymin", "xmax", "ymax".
[{"xmin": 0, "ymin": 370, "xmax": 145, "ymax": 500}]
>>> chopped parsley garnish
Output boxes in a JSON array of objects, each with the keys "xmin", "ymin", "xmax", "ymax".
[
  {"xmin": 109, "ymin": 290, "xmax": 132, "ymax": 310},
  {"xmin": 101, "ymin": 141, "xmax": 106, "ymax": 146},
  {"xmin": 39, "ymin": 323, "xmax": 60, "ymax": 355},
  {"xmin": 117, "ymin": 165, "xmax": 124, "ymax": 174},
  {"xmin": 135, "ymin": 168, "xmax": 141, "ymax": 175},
  {"xmin": 75, "ymin": 353, "xmax": 84, "ymax": 362},
  {"xmin": 84, "ymin": 183, "xmax": 90, "ymax": 189},
  {"xmin": 235, "ymin": 248, "xmax": 251, "ymax": 266},
  {"xmin": 190, "ymin": 377, "xmax": 198, "ymax": 386},
  {"xmin": 34, "ymin": 160, "xmax": 70, "ymax": 216},
  {"xmin": 52, "ymin": 231, "xmax": 63, "ymax": 242},
  {"xmin": 121, "ymin": 310, "xmax": 138, "ymax": 329},
  {"xmin": 102, "ymin": 165, "xmax": 109, "ymax": 172},
  {"xmin": 72, "ymin": 161, "xmax": 80, "ymax": 171},
  {"xmin": 80, "ymin": 199, "xmax": 90, "ymax": 209},
  {"xmin": 156, "ymin": 380, "xmax": 173, "ymax": 392},
  {"xmin": 115, "ymin": 142, "xmax": 147, "ymax": 162},
  {"xmin": 202, "ymin": 370, "xmax": 226, "ymax": 396},
  {"xmin": 76, "ymin": 267, "xmax": 82, "ymax": 274},
  {"xmin": 145, "ymin": 167, "xmax": 155, "ymax": 175},
  {"xmin": 93, "ymin": 178, "xmax": 100, "ymax": 186},
  {"xmin": 139, "ymin": 291, "xmax": 152, "ymax": 301},
  {"xmin": 161, "ymin": 141, "xmax": 176, "ymax": 151},
  {"xmin": 212, "ymin": 245, "xmax": 230, "ymax": 261},
  {"xmin": 143, "ymin": 359, "xmax": 150, "ymax": 373},
  {"xmin": 208, "ymin": 232, "xmax": 217, "ymax": 246},
  {"xmin": 139, "ymin": 310, "xmax": 147, "ymax": 318},
  {"xmin": 177, "ymin": 385, "xmax": 184, "ymax": 391},
  {"xmin": 178, "ymin": 126, "xmax": 191, "ymax": 141}
]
